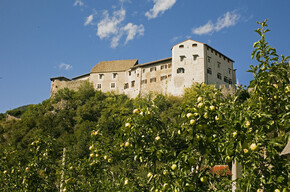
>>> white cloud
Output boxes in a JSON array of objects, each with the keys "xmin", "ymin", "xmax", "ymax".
[
  {"xmin": 84, "ymin": 14, "xmax": 94, "ymax": 26},
  {"xmin": 122, "ymin": 23, "xmax": 144, "ymax": 44},
  {"xmin": 59, "ymin": 63, "xmax": 72, "ymax": 70},
  {"xmin": 215, "ymin": 11, "xmax": 240, "ymax": 31},
  {"xmin": 170, "ymin": 36, "xmax": 182, "ymax": 43},
  {"xmin": 96, "ymin": 8, "xmax": 144, "ymax": 48},
  {"xmin": 145, "ymin": 0, "xmax": 176, "ymax": 19},
  {"xmin": 97, "ymin": 9, "xmax": 126, "ymax": 39},
  {"xmin": 192, "ymin": 10, "xmax": 240, "ymax": 35},
  {"xmin": 192, "ymin": 21, "xmax": 214, "ymax": 35},
  {"xmin": 73, "ymin": 0, "xmax": 84, "ymax": 7}
]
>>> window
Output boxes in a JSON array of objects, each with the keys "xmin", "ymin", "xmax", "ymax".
[
  {"xmin": 141, "ymin": 79, "xmax": 147, "ymax": 84},
  {"xmin": 150, "ymin": 67, "xmax": 156, "ymax": 72},
  {"xmin": 192, "ymin": 44, "xmax": 197, "ymax": 47},
  {"xmin": 97, "ymin": 83, "xmax": 101, "ymax": 89},
  {"xmin": 99, "ymin": 74, "xmax": 104, "ymax": 80},
  {"xmin": 168, "ymin": 74, "xmax": 172, "ymax": 79},
  {"xmin": 131, "ymin": 81, "xmax": 135, "ymax": 87},
  {"xmin": 207, "ymin": 68, "xmax": 212, "ymax": 75},
  {"xmin": 150, "ymin": 77, "xmax": 156, "ymax": 83},
  {"xmin": 224, "ymin": 76, "xmax": 229, "ymax": 83},
  {"xmin": 179, "ymin": 45, "xmax": 184, "ymax": 48},
  {"xmin": 217, "ymin": 73, "xmax": 222, "ymax": 80},
  {"xmin": 137, "ymin": 73, "xmax": 139, "ymax": 77},
  {"xmin": 128, "ymin": 71, "xmax": 131, "ymax": 76},
  {"xmin": 217, "ymin": 62, "xmax": 221, "ymax": 68},
  {"xmin": 142, "ymin": 68, "xmax": 146, "ymax": 73},
  {"xmin": 207, "ymin": 56, "xmax": 211, "ymax": 63},
  {"xmin": 124, "ymin": 83, "xmax": 129, "ymax": 89},
  {"xmin": 161, "ymin": 75, "xmax": 167, "ymax": 81},
  {"xmin": 161, "ymin": 65, "xmax": 167, "ymax": 70},
  {"xmin": 110, "ymin": 83, "xmax": 116, "ymax": 89},
  {"xmin": 193, "ymin": 54, "xmax": 198, "ymax": 61},
  {"xmin": 177, "ymin": 68, "xmax": 185, "ymax": 74},
  {"xmin": 229, "ymin": 79, "xmax": 232, "ymax": 84},
  {"xmin": 228, "ymin": 68, "xmax": 231, "ymax": 74},
  {"xmin": 180, "ymin": 55, "xmax": 186, "ymax": 62},
  {"xmin": 112, "ymin": 73, "xmax": 118, "ymax": 79},
  {"xmin": 168, "ymin": 64, "xmax": 172, "ymax": 68}
]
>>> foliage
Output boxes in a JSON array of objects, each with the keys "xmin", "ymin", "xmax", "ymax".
[{"xmin": 0, "ymin": 20, "xmax": 289, "ymax": 192}]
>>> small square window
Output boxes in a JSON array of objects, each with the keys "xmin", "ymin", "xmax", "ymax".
[
  {"xmin": 142, "ymin": 69, "xmax": 146, "ymax": 73},
  {"xmin": 141, "ymin": 79, "xmax": 147, "ymax": 84},
  {"xmin": 99, "ymin": 74, "xmax": 104, "ymax": 80},
  {"xmin": 150, "ymin": 67, "xmax": 156, "ymax": 72},
  {"xmin": 131, "ymin": 81, "xmax": 135, "ymax": 87},
  {"xmin": 97, "ymin": 84, "xmax": 101, "ymax": 89},
  {"xmin": 207, "ymin": 68, "xmax": 212, "ymax": 75},
  {"xmin": 111, "ymin": 83, "xmax": 116, "ymax": 89},
  {"xmin": 113, "ymin": 73, "xmax": 118, "ymax": 79},
  {"xmin": 207, "ymin": 56, "xmax": 211, "ymax": 63},
  {"xmin": 217, "ymin": 62, "xmax": 221, "ymax": 68},
  {"xmin": 179, "ymin": 45, "xmax": 184, "ymax": 48},
  {"xmin": 128, "ymin": 71, "xmax": 131, "ymax": 76},
  {"xmin": 217, "ymin": 73, "xmax": 222, "ymax": 80},
  {"xmin": 150, "ymin": 77, "xmax": 156, "ymax": 83},
  {"xmin": 228, "ymin": 68, "xmax": 231, "ymax": 74},
  {"xmin": 193, "ymin": 54, "xmax": 198, "ymax": 61},
  {"xmin": 192, "ymin": 44, "xmax": 197, "ymax": 47},
  {"xmin": 168, "ymin": 64, "xmax": 172, "ymax": 68},
  {"xmin": 124, "ymin": 83, "xmax": 129, "ymax": 89}
]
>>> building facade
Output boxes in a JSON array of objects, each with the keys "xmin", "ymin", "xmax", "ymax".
[{"xmin": 50, "ymin": 39, "xmax": 236, "ymax": 97}]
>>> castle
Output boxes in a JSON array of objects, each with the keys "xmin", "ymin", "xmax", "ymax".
[{"xmin": 50, "ymin": 39, "xmax": 236, "ymax": 97}]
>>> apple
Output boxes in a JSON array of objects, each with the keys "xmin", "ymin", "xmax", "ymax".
[
  {"xmin": 171, "ymin": 164, "xmax": 177, "ymax": 170},
  {"xmin": 196, "ymin": 134, "xmax": 201, "ymax": 141},
  {"xmin": 186, "ymin": 113, "xmax": 193, "ymax": 118},
  {"xmin": 209, "ymin": 105, "xmax": 215, "ymax": 111},
  {"xmin": 232, "ymin": 131, "xmax": 238, "ymax": 137},
  {"xmin": 177, "ymin": 130, "xmax": 181, "ymax": 135},
  {"xmin": 155, "ymin": 136, "xmax": 160, "ymax": 141},
  {"xmin": 124, "ymin": 141, "xmax": 130, "ymax": 147},
  {"xmin": 197, "ymin": 102, "xmax": 204, "ymax": 108},
  {"xmin": 244, "ymin": 121, "xmax": 251, "ymax": 128},
  {"xmin": 203, "ymin": 112, "xmax": 208, "ymax": 119},
  {"xmin": 108, "ymin": 158, "xmax": 112, "ymax": 163},
  {"xmin": 147, "ymin": 172, "xmax": 153, "ymax": 178},
  {"xmin": 200, "ymin": 176, "xmax": 207, "ymax": 183},
  {"xmin": 124, "ymin": 178, "xmax": 129, "ymax": 185},
  {"xmin": 90, "ymin": 153, "xmax": 94, "ymax": 158},
  {"xmin": 274, "ymin": 95, "xmax": 277, "ymax": 99},
  {"xmin": 163, "ymin": 170, "xmax": 167, "ymax": 175},
  {"xmin": 125, "ymin": 123, "xmax": 131, "ymax": 127},
  {"xmin": 133, "ymin": 108, "xmax": 139, "ymax": 114},
  {"xmin": 273, "ymin": 84, "xmax": 278, "ymax": 88},
  {"xmin": 274, "ymin": 189, "xmax": 280, "ymax": 192},
  {"xmin": 104, "ymin": 155, "xmax": 108, "ymax": 160},
  {"xmin": 250, "ymin": 143, "xmax": 258, "ymax": 151},
  {"xmin": 190, "ymin": 119, "xmax": 196, "ymax": 125},
  {"xmin": 243, "ymin": 149, "xmax": 249, "ymax": 154},
  {"xmin": 89, "ymin": 145, "xmax": 94, "ymax": 150},
  {"xmin": 215, "ymin": 115, "xmax": 220, "ymax": 121},
  {"xmin": 197, "ymin": 96, "xmax": 203, "ymax": 102},
  {"xmin": 225, "ymin": 156, "xmax": 232, "ymax": 163}
]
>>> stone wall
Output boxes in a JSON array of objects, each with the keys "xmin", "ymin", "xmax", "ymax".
[{"xmin": 50, "ymin": 79, "xmax": 88, "ymax": 97}]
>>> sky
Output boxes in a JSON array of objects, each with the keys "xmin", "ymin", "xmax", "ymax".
[{"xmin": 0, "ymin": 0, "xmax": 289, "ymax": 113}]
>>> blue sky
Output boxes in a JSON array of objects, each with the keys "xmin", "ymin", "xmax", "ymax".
[{"xmin": 0, "ymin": 0, "xmax": 289, "ymax": 113}]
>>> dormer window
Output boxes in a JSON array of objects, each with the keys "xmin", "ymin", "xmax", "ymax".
[
  {"xmin": 177, "ymin": 68, "xmax": 185, "ymax": 74},
  {"xmin": 180, "ymin": 55, "xmax": 186, "ymax": 62},
  {"xmin": 193, "ymin": 54, "xmax": 198, "ymax": 61},
  {"xmin": 179, "ymin": 45, "xmax": 184, "ymax": 48},
  {"xmin": 99, "ymin": 74, "xmax": 104, "ymax": 80}
]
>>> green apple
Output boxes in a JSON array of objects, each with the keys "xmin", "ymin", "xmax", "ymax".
[
  {"xmin": 225, "ymin": 156, "xmax": 232, "ymax": 163},
  {"xmin": 209, "ymin": 105, "xmax": 215, "ymax": 111},
  {"xmin": 125, "ymin": 123, "xmax": 131, "ymax": 127},
  {"xmin": 171, "ymin": 164, "xmax": 177, "ymax": 170},
  {"xmin": 232, "ymin": 131, "xmax": 238, "ymax": 137},
  {"xmin": 250, "ymin": 143, "xmax": 258, "ymax": 151},
  {"xmin": 215, "ymin": 116, "xmax": 220, "ymax": 121},
  {"xmin": 200, "ymin": 176, "xmax": 207, "ymax": 183},
  {"xmin": 203, "ymin": 112, "xmax": 208, "ymax": 119},
  {"xmin": 190, "ymin": 119, "xmax": 196, "ymax": 125},
  {"xmin": 197, "ymin": 102, "xmax": 204, "ymax": 108},
  {"xmin": 124, "ymin": 178, "xmax": 129, "ymax": 185},
  {"xmin": 244, "ymin": 121, "xmax": 251, "ymax": 128},
  {"xmin": 187, "ymin": 113, "xmax": 193, "ymax": 118},
  {"xmin": 273, "ymin": 84, "xmax": 278, "ymax": 88},
  {"xmin": 155, "ymin": 136, "xmax": 160, "ymax": 141},
  {"xmin": 243, "ymin": 149, "xmax": 249, "ymax": 154},
  {"xmin": 147, "ymin": 172, "xmax": 153, "ymax": 178},
  {"xmin": 197, "ymin": 96, "xmax": 203, "ymax": 102},
  {"xmin": 274, "ymin": 189, "xmax": 280, "ymax": 192},
  {"xmin": 125, "ymin": 141, "xmax": 130, "ymax": 147},
  {"xmin": 133, "ymin": 108, "xmax": 139, "ymax": 114}
]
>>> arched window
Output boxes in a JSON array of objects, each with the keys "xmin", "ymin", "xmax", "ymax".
[
  {"xmin": 177, "ymin": 68, "xmax": 185, "ymax": 74},
  {"xmin": 179, "ymin": 45, "xmax": 184, "ymax": 48}
]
